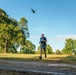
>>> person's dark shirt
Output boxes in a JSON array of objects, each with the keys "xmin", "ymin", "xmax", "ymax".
[{"xmin": 40, "ymin": 37, "xmax": 47, "ymax": 45}]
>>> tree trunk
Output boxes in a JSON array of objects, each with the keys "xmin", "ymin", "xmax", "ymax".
[
  {"xmin": 4, "ymin": 43, "xmax": 7, "ymax": 53},
  {"xmin": 4, "ymin": 40, "xmax": 7, "ymax": 53}
]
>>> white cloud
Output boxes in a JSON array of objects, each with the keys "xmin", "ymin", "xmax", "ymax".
[{"xmin": 56, "ymin": 34, "xmax": 76, "ymax": 40}]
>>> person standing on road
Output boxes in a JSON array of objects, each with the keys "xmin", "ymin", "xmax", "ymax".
[{"xmin": 39, "ymin": 34, "xmax": 47, "ymax": 59}]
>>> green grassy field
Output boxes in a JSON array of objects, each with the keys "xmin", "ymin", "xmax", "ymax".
[{"xmin": 0, "ymin": 54, "xmax": 76, "ymax": 64}]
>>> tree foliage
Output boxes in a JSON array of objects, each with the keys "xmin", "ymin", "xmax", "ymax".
[
  {"xmin": 62, "ymin": 38, "xmax": 76, "ymax": 54},
  {"xmin": 46, "ymin": 44, "xmax": 53, "ymax": 54},
  {"xmin": 0, "ymin": 8, "xmax": 29, "ymax": 53},
  {"xmin": 55, "ymin": 49, "xmax": 62, "ymax": 54},
  {"xmin": 21, "ymin": 40, "xmax": 36, "ymax": 54}
]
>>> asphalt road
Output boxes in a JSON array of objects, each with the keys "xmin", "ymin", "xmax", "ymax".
[{"xmin": 0, "ymin": 60, "xmax": 76, "ymax": 75}]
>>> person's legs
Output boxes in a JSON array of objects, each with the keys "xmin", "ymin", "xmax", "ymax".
[
  {"xmin": 39, "ymin": 45, "xmax": 43, "ymax": 59},
  {"xmin": 44, "ymin": 49, "xmax": 47, "ymax": 58},
  {"xmin": 39, "ymin": 49, "xmax": 42, "ymax": 59},
  {"xmin": 43, "ymin": 46, "xmax": 47, "ymax": 58}
]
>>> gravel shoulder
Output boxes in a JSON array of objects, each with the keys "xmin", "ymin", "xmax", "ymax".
[{"xmin": 0, "ymin": 60, "xmax": 76, "ymax": 75}]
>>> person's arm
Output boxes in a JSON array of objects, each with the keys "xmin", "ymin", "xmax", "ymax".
[{"xmin": 45, "ymin": 38, "xmax": 47, "ymax": 42}]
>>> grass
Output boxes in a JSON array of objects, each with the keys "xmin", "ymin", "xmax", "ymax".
[{"xmin": 0, "ymin": 53, "xmax": 76, "ymax": 64}]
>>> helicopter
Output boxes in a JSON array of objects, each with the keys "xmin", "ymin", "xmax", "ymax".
[{"xmin": 31, "ymin": 8, "xmax": 37, "ymax": 14}]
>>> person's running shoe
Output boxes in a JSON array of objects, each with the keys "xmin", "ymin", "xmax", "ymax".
[{"xmin": 39, "ymin": 56, "xmax": 42, "ymax": 59}]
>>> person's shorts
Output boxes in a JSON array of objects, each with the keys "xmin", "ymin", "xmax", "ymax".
[{"xmin": 40, "ymin": 45, "xmax": 46, "ymax": 50}]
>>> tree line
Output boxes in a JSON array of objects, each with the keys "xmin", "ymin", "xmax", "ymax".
[
  {"xmin": 55, "ymin": 38, "xmax": 76, "ymax": 55},
  {"xmin": 0, "ymin": 8, "xmax": 35, "ymax": 54},
  {"xmin": 0, "ymin": 8, "xmax": 76, "ymax": 54}
]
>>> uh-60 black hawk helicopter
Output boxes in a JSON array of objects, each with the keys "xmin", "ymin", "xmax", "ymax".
[{"xmin": 31, "ymin": 8, "xmax": 37, "ymax": 14}]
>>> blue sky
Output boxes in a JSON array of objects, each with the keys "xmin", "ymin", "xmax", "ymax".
[{"xmin": 0, "ymin": 0, "xmax": 76, "ymax": 51}]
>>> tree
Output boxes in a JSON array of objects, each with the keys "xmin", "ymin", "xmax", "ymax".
[
  {"xmin": 17, "ymin": 17, "xmax": 30, "ymax": 53},
  {"xmin": 72, "ymin": 40, "xmax": 76, "ymax": 54},
  {"xmin": 62, "ymin": 38, "xmax": 76, "ymax": 54},
  {"xmin": 55, "ymin": 49, "xmax": 62, "ymax": 54},
  {"xmin": 0, "ymin": 8, "xmax": 15, "ymax": 53},
  {"xmin": 74, "ymin": 40, "xmax": 76, "ymax": 49},
  {"xmin": 21, "ymin": 40, "xmax": 36, "ymax": 54},
  {"xmin": 0, "ymin": 19, "xmax": 20, "ymax": 53},
  {"xmin": 19, "ymin": 17, "xmax": 29, "ymax": 39},
  {"xmin": 46, "ymin": 44, "xmax": 53, "ymax": 54},
  {"xmin": 0, "ymin": 8, "xmax": 29, "ymax": 53}
]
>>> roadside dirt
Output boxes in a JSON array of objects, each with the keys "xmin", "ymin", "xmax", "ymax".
[{"xmin": 0, "ymin": 60, "xmax": 76, "ymax": 75}]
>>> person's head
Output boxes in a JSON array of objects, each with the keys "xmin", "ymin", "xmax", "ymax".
[{"xmin": 41, "ymin": 34, "xmax": 44, "ymax": 37}]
